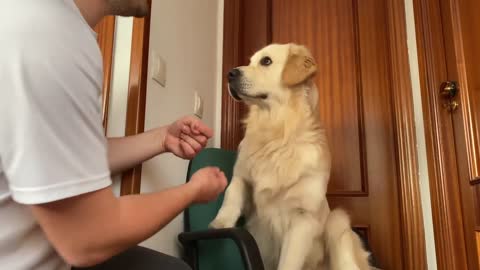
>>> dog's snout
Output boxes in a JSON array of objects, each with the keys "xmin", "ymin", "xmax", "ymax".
[{"xmin": 228, "ymin": 68, "xmax": 242, "ymax": 82}]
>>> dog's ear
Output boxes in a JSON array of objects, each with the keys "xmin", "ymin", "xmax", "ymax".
[{"xmin": 281, "ymin": 44, "xmax": 317, "ymax": 86}]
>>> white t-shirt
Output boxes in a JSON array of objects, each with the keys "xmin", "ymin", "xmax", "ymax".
[{"xmin": 0, "ymin": 0, "xmax": 112, "ymax": 269}]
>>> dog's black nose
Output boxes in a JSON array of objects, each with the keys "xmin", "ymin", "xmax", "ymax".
[{"xmin": 228, "ymin": 68, "xmax": 241, "ymax": 82}]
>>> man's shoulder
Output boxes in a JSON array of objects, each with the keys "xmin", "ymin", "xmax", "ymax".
[
  {"xmin": 0, "ymin": 0, "xmax": 103, "ymax": 115},
  {"xmin": 0, "ymin": 0, "xmax": 102, "ymax": 89},
  {"xmin": 1, "ymin": 0, "xmax": 99, "ymax": 58}
]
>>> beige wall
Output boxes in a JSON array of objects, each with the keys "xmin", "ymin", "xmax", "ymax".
[
  {"xmin": 214, "ymin": 0, "xmax": 225, "ymax": 148},
  {"xmin": 139, "ymin": 0, "xmax": 223, "ymax": 256}
]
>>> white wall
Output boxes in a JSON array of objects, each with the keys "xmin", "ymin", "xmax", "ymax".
[
  {"xmin": 214, "ymin": 0, "xmax": 225, "ymax": 148},
  {"xmin": 139, "ymin": 0, "xmax": 223, "ymax": 256},
  {"xmin": 404, "ymin": 0, "xmax": 438, "ymax": 269},
  {"xmin": 106, "ymin": 16, "xmax": 134, "ymax": 196}
]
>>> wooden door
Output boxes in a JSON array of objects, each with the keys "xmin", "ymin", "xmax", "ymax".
[
  {"xmin": 221, "ymin": 0, "xmax": 426, "ymax": 269},
  {"xmin": 272, "ymin": 1, "xmax": 402, "ymax": 269},
  {"xmin": 414, "ymin": 0, "xmax": 480, "ymax": 269}
]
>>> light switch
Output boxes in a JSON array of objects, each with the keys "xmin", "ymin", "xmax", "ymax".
[
  {"xmin": 194, "ymin": 91, "xmax": 204, "ymax": 119},
  {"xmin": 151, "ymin": 51, "xmax": 166, "ymax": 87}
]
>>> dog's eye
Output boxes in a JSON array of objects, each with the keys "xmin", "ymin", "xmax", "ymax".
[{"xmin": 260, "ymin": 56, "xmax": 272, "ymax": 66}]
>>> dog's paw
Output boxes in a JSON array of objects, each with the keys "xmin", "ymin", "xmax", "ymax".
[{"xmin": 209, "ymin": 216, "xmax": 236, "ymax": 229}]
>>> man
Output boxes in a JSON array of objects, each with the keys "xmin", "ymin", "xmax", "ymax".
[{"xmin": 0, "ymin": 0, "xmax": 227, "ymax": 269}]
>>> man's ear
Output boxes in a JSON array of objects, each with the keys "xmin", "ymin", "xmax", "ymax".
[{"xmin": 281, "ymin": 44, "xmax": 317, "ymax": 86}]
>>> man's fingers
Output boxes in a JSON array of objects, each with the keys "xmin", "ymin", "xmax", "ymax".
[
  {"xmin": 212, "ymin": 170, "xmax": 227, "ymax": 191},
  {"xmin": 183, "ymin": 117, "xmax": 213, "ymax": 138},
  {"xmin": 182, "ymin": 125, "xmax": 208, "ymax": 146},
  {"xmin": 192, "ymin": 135, "xmax": 207, "ymax": 146},
  {"xmin": 180, "ymin": 139, "xmax": 196, "ymax": 158},
  {"xmin": 180, "ymin": 132, "xmax": 208, "ymax": 146},
  {"xmin": 182, "ymin": 125, "xmax": 192, "ymax": 134},
  {"xmin": 219, "ymin": 173, "xmax": 227, "ymax": 188},
  {"xmin": 195, "ymin": 122, "xmax": 213, "ymax": 138},
  {"xmin": 180, "ymin": 133, "xmax": 202, "ymax": 152}
]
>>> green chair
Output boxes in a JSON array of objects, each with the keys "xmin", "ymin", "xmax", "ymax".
[
  {"xmin": 178, "ymin": 148, "xmax": 264, "ymax": 270},
  {"xmin": 178, "ymin": 148, "xmax": 380, "ymax": 270}
]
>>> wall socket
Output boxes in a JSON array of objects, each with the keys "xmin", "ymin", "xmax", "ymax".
[{"xmin": 151, "ymin": 50, "xmax": 166, "ymax": 87}]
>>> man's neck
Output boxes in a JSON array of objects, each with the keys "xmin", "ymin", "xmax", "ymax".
[{"xmin": 74, "ymin": 0, "xmax": 107, "ymax": 28}]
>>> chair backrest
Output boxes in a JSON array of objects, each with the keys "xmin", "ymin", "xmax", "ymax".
[{"xmin": 185, "ymin": 148, "xmax": 246, "ymax": 270}]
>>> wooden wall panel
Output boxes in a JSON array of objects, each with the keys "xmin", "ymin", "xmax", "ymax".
[
  {"xmin": 477, "ymin": 231, "xmax": 480, "ymax": 268},
  {"xmin": 451, "ymin": 0, "xmax": 480, "ymax": 183},
  {"xmin": 221, "ymin": 0, "xmax": 271, "ymax": 150},
  {"xmin": 272, "ymin": 0, "xmax": 366, "ymax": 194}
]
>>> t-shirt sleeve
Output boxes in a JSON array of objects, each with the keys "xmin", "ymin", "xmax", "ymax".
[{"xmin": 1, "ymin": 40, "xmax": 111, "ymax": 205}]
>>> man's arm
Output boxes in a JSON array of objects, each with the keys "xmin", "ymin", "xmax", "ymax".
[
  {"xmin": 29, "ymin": 167, "xmax": 227, "ymax": 268},
  {"xmin": 107, "ymin": 127, "xmax": 165, "ymax": 175},
  {"xmin": 108, "ymin": 116, "xmax": 213, "ymax": 175}
]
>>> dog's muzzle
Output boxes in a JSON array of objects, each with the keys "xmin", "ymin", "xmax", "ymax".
[
  {"xmin": 227, "ymin": 68, "xmax": 269, "ymax": 101},
  {"xmin": 227, "ymin": 68, "xmax": 243, "ymax": 101}
]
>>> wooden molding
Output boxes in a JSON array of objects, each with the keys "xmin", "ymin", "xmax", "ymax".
[
  {"xmin": 476, "ymin": 231, "xmax": 480, "ymax": 269},
  {"xmin": 94, "ymin": 16, "xmax": 116, "ymax": 133},
  {"xmin": 385, "ymin": 0, "xmax": 427, "ymax": 268},
  {"xmin": 413, "ymin": 0, "xmax": 469, "ymax": 268},
  {"xmin": 120, "ymin": 1, "xmax": 152, "ymax": 195},
  {"xmin": 221, "ymin": 0, "xmax": 272, "ymax": 150},
  {"xmin": 220, "ymin": 0, "xmax": 242, "ymax": 150}
]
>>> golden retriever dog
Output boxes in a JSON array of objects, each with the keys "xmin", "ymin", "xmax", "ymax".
[{"xmin": 210, "ymin": 43, "xmax": 371, "ymax": 270}]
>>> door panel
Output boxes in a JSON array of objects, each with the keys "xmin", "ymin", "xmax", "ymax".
[
  {"xmin": 451, "ymin": 0, "xmax": 480, "ymax": 183},
  {"xmin": 273, "ymin": 0, "xmax": 366, "ymax": 193},
  {"xmin": 271, "ymin": 0, "xmax": 403, "ymax": 268},
  {"xmin": 415, "ymin": 0, "xmax": 480, "ymax": 268},
  {"xmin": 444, "ymin": 0, "xmax": 480, "ymax": 268}
]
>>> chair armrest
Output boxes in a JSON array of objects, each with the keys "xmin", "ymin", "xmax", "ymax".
[{"xmin": 178, "ymin": 228, "xmax": 264, "ymax": 270}]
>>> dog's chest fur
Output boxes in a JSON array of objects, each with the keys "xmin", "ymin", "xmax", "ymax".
[
  {"xmin": 233, "ymin": 109, "xmax": 331, "ymax": 270},
  {"xmin": 235, "ymin": 111, "xmax": 331, "ymax": 215}
]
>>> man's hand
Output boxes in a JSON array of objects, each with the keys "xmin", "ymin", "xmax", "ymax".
[
  {"xmin": 187, "ymin": 167, "xmax": 228, "ymax": 204},
  {"xmin": 163, "ymin": 115, "xmax": 213, "ymax": 159},
  {"xmin": 107, "ymin": 115, "xmax": 213, "ymax": 175}
]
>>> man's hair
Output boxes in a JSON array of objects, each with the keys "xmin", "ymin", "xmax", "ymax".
[{"xmin": 106, "ymin": 0, "xmax": 149, "ymax": 17}]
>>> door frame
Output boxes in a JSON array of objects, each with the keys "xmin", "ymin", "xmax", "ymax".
[
  {"xmin": 120, "ymin": 0, "xmax": 152, "ymax": 195},
  {"xmin": 94, "ymin": 16, "xmax": 116, "ymax": 133},
  {"xmin": 413, "ymin": 0, "xmax": 477, "ymax": 268},
  {"xmin": 220, "ymin": 0, "xmax": 427, "ymax": 268},
  {"xmin": 93, "ymin": 6, "xmax": 152, "ymax": 196}
]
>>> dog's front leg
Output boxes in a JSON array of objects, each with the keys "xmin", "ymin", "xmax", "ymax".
[
  {"xmin": 210, "ymin": 176, "xmax": 247, "ymax": 228},
  {"xmin": 277, "ymin": 215, "xmax": 317, "ymax": 270}
]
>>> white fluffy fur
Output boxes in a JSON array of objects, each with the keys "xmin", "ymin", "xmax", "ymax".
[{"xmin": 210, "ymin": 44, "xmax": 371, "ymax": 270}]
